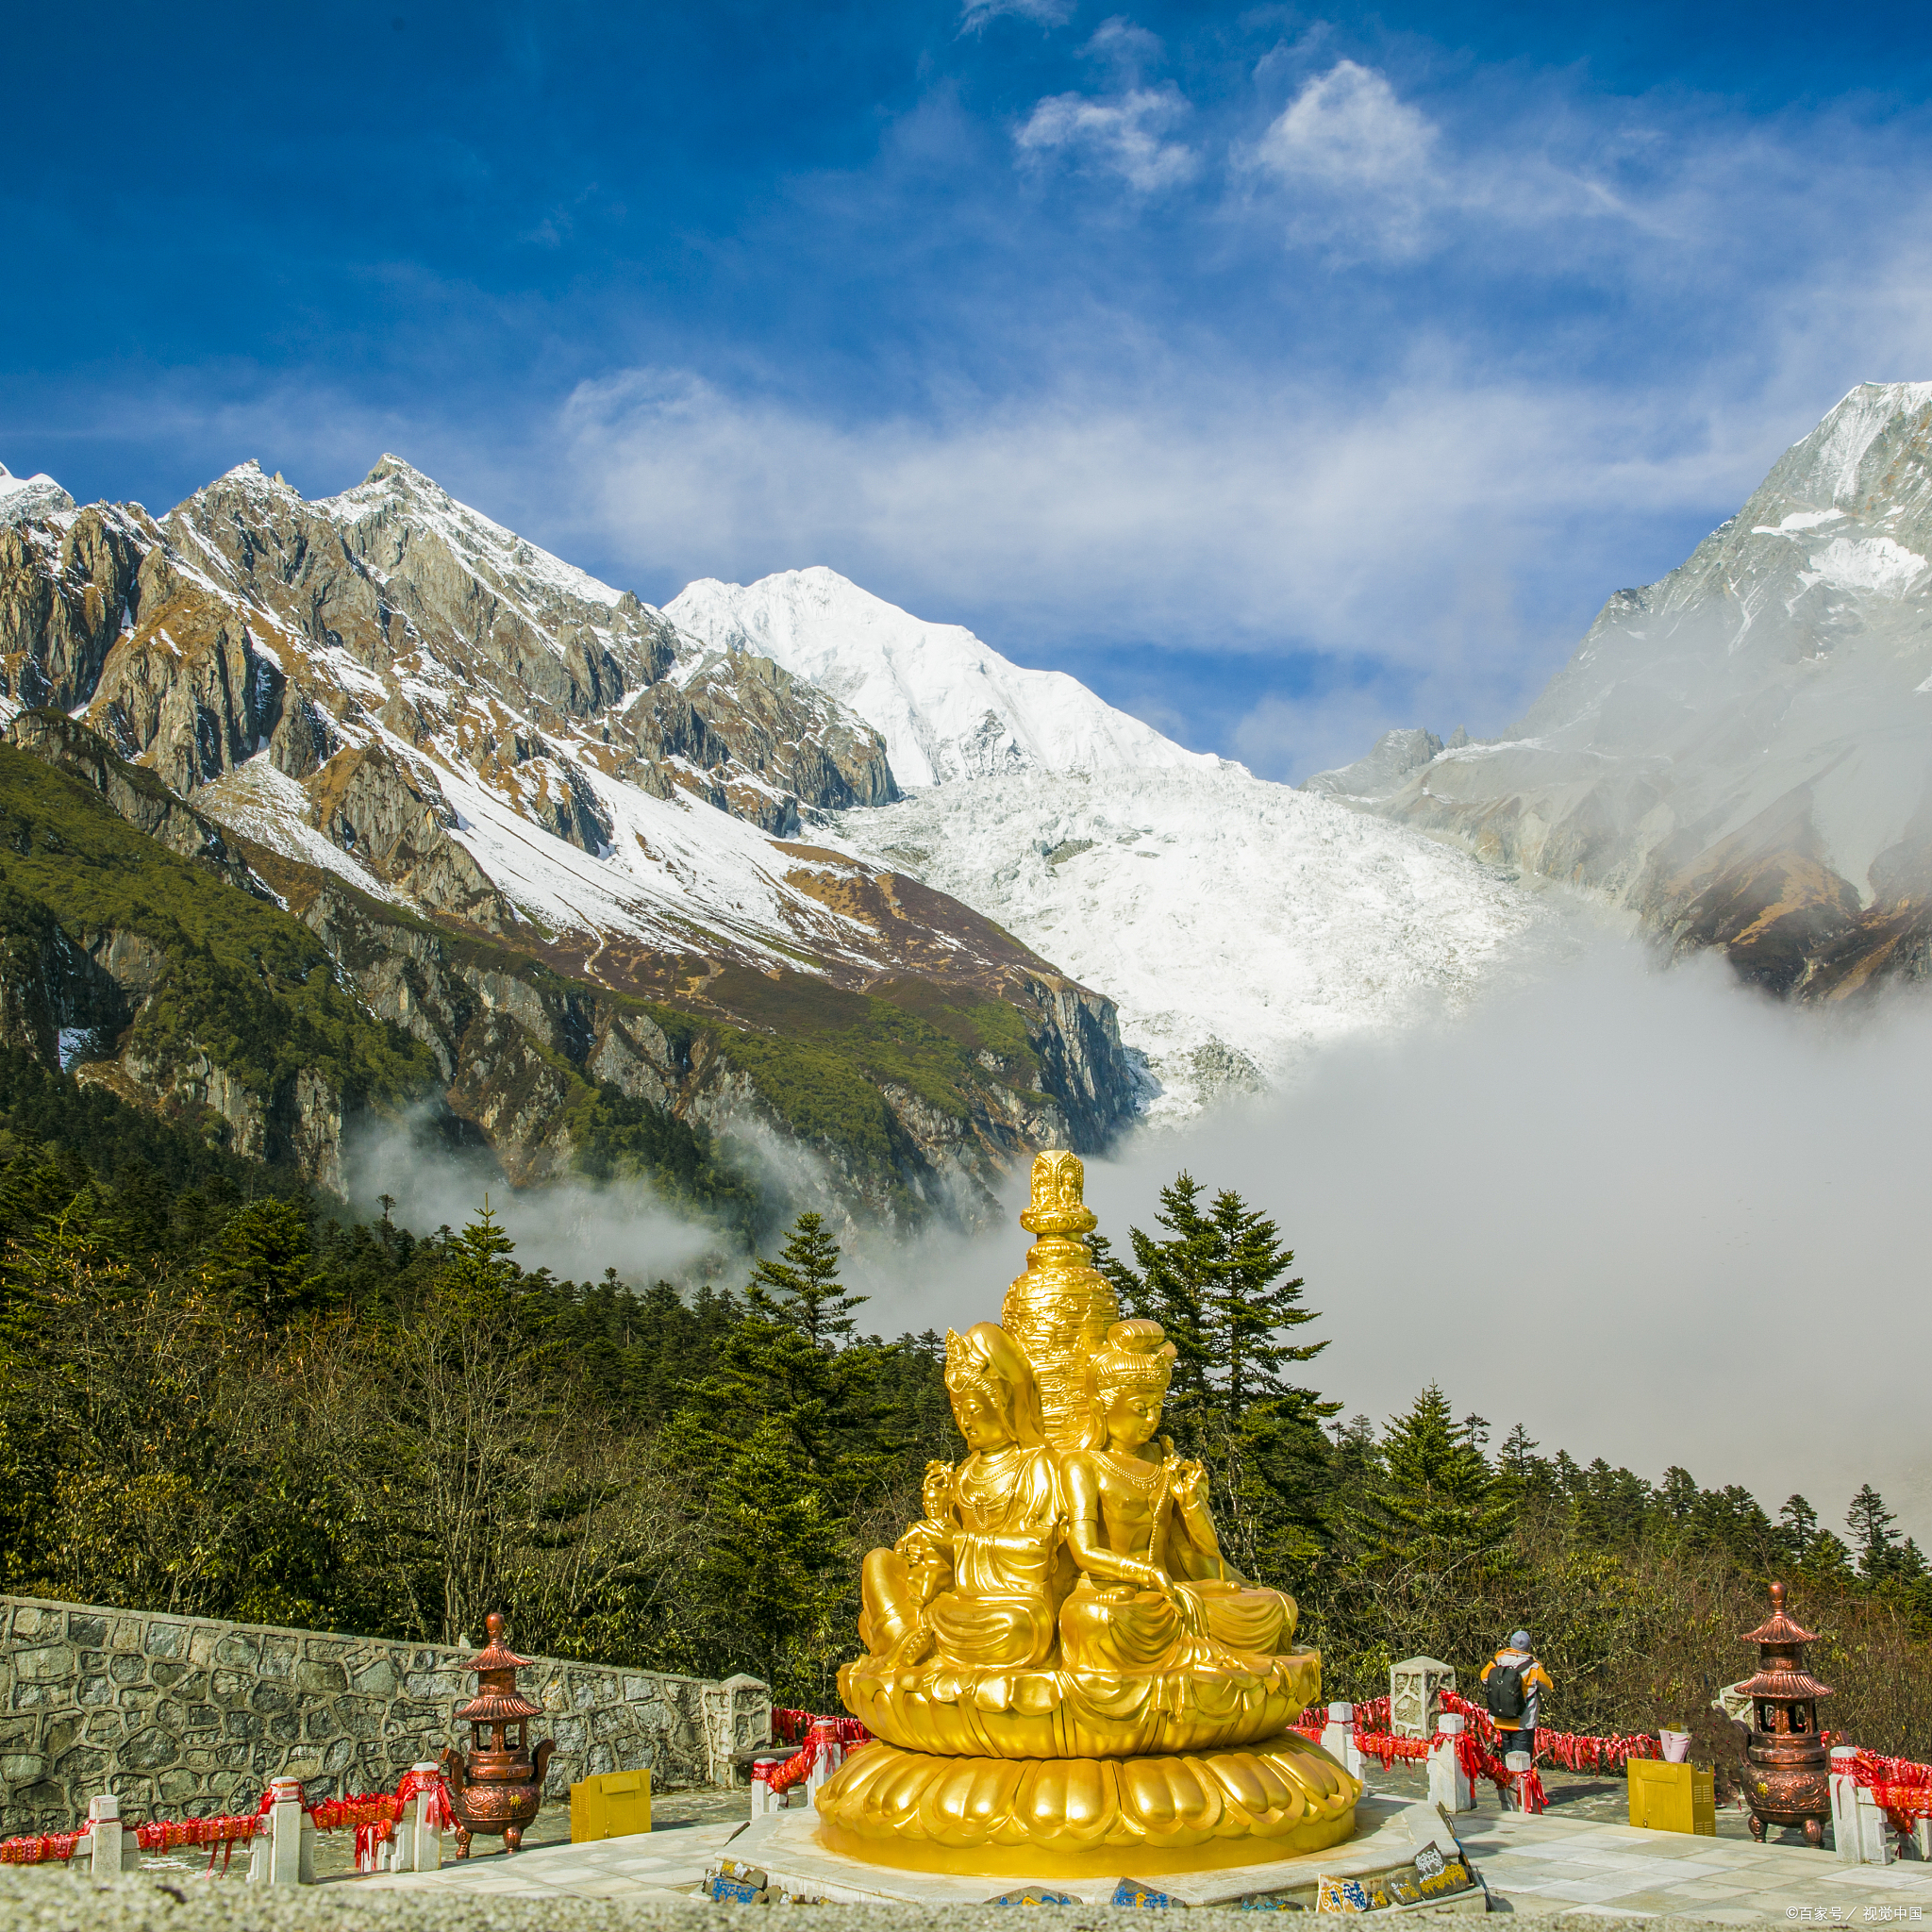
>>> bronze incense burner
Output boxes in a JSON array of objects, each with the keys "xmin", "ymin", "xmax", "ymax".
[
  {"xmin": 441, "ymin": 1612, "xmax": 555, "ymax": 1855},
  {"xmin": 1739, "ymin": 1581, "xmax": 1833, "ymax": 1848}
]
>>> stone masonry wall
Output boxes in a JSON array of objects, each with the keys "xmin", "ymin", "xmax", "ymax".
[{"xmin": 0, "ymin": 1595, "xmax": 771, "ymax": 1837}]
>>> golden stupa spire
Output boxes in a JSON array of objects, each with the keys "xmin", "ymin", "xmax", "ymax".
[{"xmin": 998, "ymin": 1149, "xmax": 1120, "ymax": 1452}]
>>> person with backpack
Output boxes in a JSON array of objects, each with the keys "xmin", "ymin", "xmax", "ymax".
[{"xmin": 1480, "ymin": 1629, "xmax": 1554, "ymax": 1761}]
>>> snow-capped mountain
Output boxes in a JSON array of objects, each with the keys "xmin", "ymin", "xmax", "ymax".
[
  {"xmin": 1309, "ymin": 382, "xmax": 1932, "ymax": 996},
  {"xmin": 833, "ymin": 768, "xmax": 1558, "ymax": 1117},
  {"xmin": 666, "ymin": 566, "xmax": 1228, "ymax": 787},
  {"xmin": 0, "ymin": 463, "xmax": 73, "ymax": 525},
  {"xmin": 671, "ymin": 569, "xmax": 1555, "ymax": 1112},
  {"xmin": 0, "ymin": 458, "xmax": 1136, "ymax": 1217}
]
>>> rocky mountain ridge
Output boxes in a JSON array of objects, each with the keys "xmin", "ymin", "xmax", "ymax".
[
  {"xmin": 0, "ymin": 459, "xmax": 1138, "ymax": 1226},
  {"xmin": 1308, "ymin": 382, "xmax": 1932, "ymax": 996}
]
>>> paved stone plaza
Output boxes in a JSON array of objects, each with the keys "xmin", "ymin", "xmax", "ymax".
[{"xmin": 341, "ymin": 1782, "xmax": 1932, "ymax": 1920}]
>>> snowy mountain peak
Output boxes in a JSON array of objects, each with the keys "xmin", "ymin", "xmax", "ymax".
[
  {"xmin": 1319, "ymin": 380, "xmax": 1932, "ymax": 996},
  {"xmin": 319, "ymin": 455, "xmax": 631, "ymax": 617},
  {"xmin": 666, "ymin": 565, "xmax": 1231, "ymax": 790},
  {"xmin": 1776, "ymin": 381, "xmax": 1932, "ymax": 509},
  {"xmin": 0, "ymin": 463, "xmax": 75, "ymax": 526}
]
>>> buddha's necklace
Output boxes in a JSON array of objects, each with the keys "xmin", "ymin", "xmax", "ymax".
[
  {"xmin": 1095, "ymin": 1449, "xmax": 1163, "ymax": 1492},
  {"xmin": 958, "ymin": 1447, "xmax": 1025, "ymax": 1521}
]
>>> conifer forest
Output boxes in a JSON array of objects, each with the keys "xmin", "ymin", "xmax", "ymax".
[{"xmin": 2, "ymin": 1044, "xmax": 1927, "ymax": 1760}]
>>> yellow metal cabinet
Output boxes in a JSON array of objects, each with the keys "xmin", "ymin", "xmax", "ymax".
[
  {"xmin": 571, "ymin": 1768, "xmax": 653, "ymax": 1841},
  {"xmin": 1627, "ymin": 1758, "xmax": 1715, "ymax": 1835}
]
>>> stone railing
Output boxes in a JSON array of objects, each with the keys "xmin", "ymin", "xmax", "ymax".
[{"xmin": 0, "ymin": 1594, "xmax": 769, "ymax": 1836}]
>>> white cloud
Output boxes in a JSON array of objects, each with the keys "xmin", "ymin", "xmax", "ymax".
[
  {"xmin": 1240, "ymin": 59, "xmax": 1642, "ymax": 261},
  {"xmin": 848, "ymin": 936, "xmax": 1932, "ymax": 1541},
  {"xmin": 1016, "ymin": 82, "xmax": 1199, "ymax": 192},
  {"xmin": 552, "ymin": 356, "xmax": 1753, "ymax": 739},
  {"xmin": 1257, "ymin": 59, "xmax": 1440, "ymax": 192},
  {"xmin": 1083, "ymin": 15, "xmax": 1165, "ymax": 77}
]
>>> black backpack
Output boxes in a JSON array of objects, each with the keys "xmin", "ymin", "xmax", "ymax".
[{"xmin": 1485, "ymin": 1661, "xmax": 1528, "ymax": 1721}]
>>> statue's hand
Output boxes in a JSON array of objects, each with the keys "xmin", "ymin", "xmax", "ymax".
[
  {"xmin": 1170, "ymin": 1579, "xmax": 1208, "ymax": 1638},
  {"xmin": 897, "ymin": 1521, "xmax": 949, "ymax": 1569},
  {"xmin": 1169, "ymin": 1458, "xmax": 1210, "ymax": 1514}
]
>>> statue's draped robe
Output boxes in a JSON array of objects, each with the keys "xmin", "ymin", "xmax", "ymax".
[
  {"xmin": 861, "ymin": 1444, "xmax": 1068, "ymax": 1669},
  {"xmin": 1058, "ymin": 1452, "xmax": 1296, "ymax": 1675}
]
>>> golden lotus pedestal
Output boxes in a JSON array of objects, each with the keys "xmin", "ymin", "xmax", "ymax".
[
  {"xmin": 824, "ymin": 1638, "xmax": 1359, "ymax": 1879},
  {"xmin": 814, "ymin": 1732, "xmax": 1357, "ymax": 1879}
]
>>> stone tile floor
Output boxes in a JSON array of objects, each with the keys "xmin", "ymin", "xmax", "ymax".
[
  {"xmin": 347, "ymin": 1818, "xmax": 737, "ymax": 1904},
  {"xmin": 141, "ymin": 1765, "xmax": 1932, "ymax": 1920}
]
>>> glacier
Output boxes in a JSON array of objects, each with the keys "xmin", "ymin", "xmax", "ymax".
[{"xmin": 832, "ymin": 767, "xmax": 1561, "ymax": 1120}]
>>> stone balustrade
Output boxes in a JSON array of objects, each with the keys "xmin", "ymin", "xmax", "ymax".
[{"xmin": 0, "ymin": 1593, "xmax": 769, "ymax": 1836}]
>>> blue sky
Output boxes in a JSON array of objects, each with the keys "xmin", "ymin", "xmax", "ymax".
[{"xmin": 7, "ymin": 0, "xmax": 1932, "ymax": 775}]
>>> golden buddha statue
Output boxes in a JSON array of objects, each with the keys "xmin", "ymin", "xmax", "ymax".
[
  {"xmin": 1059, "ymin": 1320, "xmax": 1296, "ymax": 1674},
  {"xmin": 858, "ymin": 1323, "xmax": 1072, "ymax": 1671},
  {"xmin": 816, "ymin": 1152, "xmax": 1358, "ymax": 1879}
]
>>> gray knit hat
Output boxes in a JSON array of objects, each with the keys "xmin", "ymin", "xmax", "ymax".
[{"xmin": 1510, "ymin": 1629, "xmax": 1531, "ymax": 1649}]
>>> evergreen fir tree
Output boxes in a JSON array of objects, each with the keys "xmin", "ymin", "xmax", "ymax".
[
  {"xmin": 691, "ymin": 1414, "xmax": 850, "ymax": 1703},
  {"xmin": 747, "ymin": 1212, "xmax": 865, "ymax": 1346},
  {"xmin": 1848, "ymin": 1484, "xmax": 1910, "ymax": 1581},
  {"xmin": 1351, "ymin": 1385, "xmax": 1516, "ymax": 1569},
  {"xmin": 1100, "ymin": 1174, "xmax": 1336, "ymax": 1578},
  {"xmin": 205, "ymin": 1199, "xmax": 320, "ymax": 1325},
  {"xmin": 1778, "ymin": 1493, "xmax": 1819, "ymax": 1563}
]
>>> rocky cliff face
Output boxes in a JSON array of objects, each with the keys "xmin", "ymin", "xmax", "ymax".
[
  {"xmin": 1308, "ymin": 383, "xmax": 1932, "ymax": 997},
  {"xmin": 0, "ymin": 458, "xmax": 1140, "ymax": 1226}
]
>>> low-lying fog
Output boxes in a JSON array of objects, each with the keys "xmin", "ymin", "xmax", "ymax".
[
  {"xmin": 851, "ymin": 933, "xmax": 1932, "ymax": 1543},
  {"xmin": 344, "ymin": 924, "xmax": 1932, "ymax": 1542}
]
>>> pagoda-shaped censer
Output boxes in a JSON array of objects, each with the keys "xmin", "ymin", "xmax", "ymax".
[
  {"xmin": 1739, "ymin": 1581, "xmax": 1833, "ymax": 1847},
  {"xmin": 441, "ymin": 1612, "xmax": 556, "ymax": 1855}
]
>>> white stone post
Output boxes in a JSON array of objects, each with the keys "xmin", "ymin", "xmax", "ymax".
[
  {"xmin": 1321, "ymin": 1703, "xmax": 1363, "ymax": 1780},
  {"xmin": 87, "ymin": 1794, "xmax": 127, "ymax": 1878},
  {"xmin": 247, "ymin": 1813, "xmax": 273, "ymax": 1884},
  {"xmin": 409, "ymin": 1762, "xmax": 444, "ymax": 1874},
  {"xmin": 1914, "ymin": 1816, "xmax": 1932, "ymax": 1862},
  {"xmin": 1427, "ymin": 1713, "xmax": 1475, "ymax": 1814},
  {"xmin": 1832, "ymin": 1747, "xmax": 1896, "ymax": 1865},
  {"xmin": 749, "ymin": 1756, "xmax": 785, "ymax": 1817},
  {"xmin": 803, "ymin": 1719, "xmax": 843, "ymax": 1803},
  {"xmin": 265, "ymin": 1776, "xmax": 308, "ymax": 1886},
  {"xmin": 1501, "ymin": 1750, "xmax": 1533, "ymax": 1812},
  {"xmin": 1831, "ymin": 1748, "xmax": 1859, "ymax": 1864}
]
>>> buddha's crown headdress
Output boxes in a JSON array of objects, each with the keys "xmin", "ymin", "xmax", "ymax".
[
  {"xmin": 944, "ymin": 1321, "xmax": 1049, "ymax": 1447},
  {"xmin": 1088, "ymin": 1318, "xmax": 1176, "ymax": 1396}
]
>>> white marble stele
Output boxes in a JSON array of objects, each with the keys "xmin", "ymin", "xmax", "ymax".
[{"xmin": 707, "ymin": 1793, "xmax": 1491, "ymax": 1913}]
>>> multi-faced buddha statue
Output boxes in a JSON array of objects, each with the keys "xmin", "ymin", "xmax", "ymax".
[{"xmin": 821, "ymin": 1153, "xmax": 1357, "ymax": 1877}]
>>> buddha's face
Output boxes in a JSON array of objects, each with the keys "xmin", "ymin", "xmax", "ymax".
[
  {"xmin": 1099, "ymin": 1383, "xmax": 1164, "ymax": 1453},
  {"xmin": 953, "ymin": 1384, "xmax": 1014, "ymax": 1452}
]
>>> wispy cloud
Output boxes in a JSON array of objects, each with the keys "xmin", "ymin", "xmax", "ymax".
[
  {"xmin": 1016, "ymin": 82, "xmax": 1198, "ymax": 191},
  {"xmin": 958, "ymin": 0, "xmax": 1073, "ymax": 32},
  {"xmin": 1244, "ymin": 59, "xmax": 1442, "ymax": 256}
]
